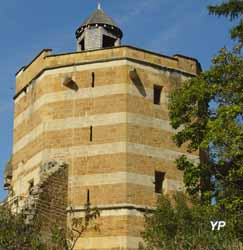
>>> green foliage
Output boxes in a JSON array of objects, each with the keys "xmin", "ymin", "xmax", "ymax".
[
  {"xmin": 168, "ymin": 0, "xmax": 243, "ymax": 211},
  {"xmin": 140, "ymin": 194, "xmax": 243, "ymax": 250},
  {"xmin": 142, "ymin": 1, "xmax": 243, "ymax": 249},
  {"xmin": 208, "ymin": 0, "xmax": 243, "ymax": 46},
  {"xmin": 176, "ymin": 155, "xmax": 210, "ymax": 199},
  {"xmin": 0, "ymin": 206, "xmax": 44, "ymax": 250},
  {"xmin": 208, "ymin": 0, "xmax": 243, "ymax": 20}
]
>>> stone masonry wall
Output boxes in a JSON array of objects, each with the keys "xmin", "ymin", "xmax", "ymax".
[
  {"xmin": 11, "ymin": 46, "xmax": 201, "ymax": 250},
  {"xmin": 34, "ymin": 161, "xmax": 68, "ymax": 240}
]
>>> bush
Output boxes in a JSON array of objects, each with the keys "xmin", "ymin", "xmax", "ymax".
[
  {"xmin": 0, "ymin": 206, "xmax": 44, "ymax": 250},
  {"xmin": 140, "ymin": 193, "xmax": 243, "ymax": 250}
]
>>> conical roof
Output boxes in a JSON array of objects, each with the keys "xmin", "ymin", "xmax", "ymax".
[
  {"xmin": 76, "ymin": 6, "xmax": 123, "ymax": 39},
  {"xmin": 81, "ymin": 8, "xmax": 119, "ymax": 28}
]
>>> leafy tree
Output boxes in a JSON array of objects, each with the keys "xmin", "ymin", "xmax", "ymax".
[
  {"xmin": 168, "ymin": 0, "xmax": 243, "ymax": 210},
  {"xmin": 141, "ymin": 2, "xmax": 243, "ymax": 249},
  {"xmin": 139, "ymin": 194, "xmax": 243, "ymax": 250},
  {"xmin": 0, "ymin": 205, "xmax": 44, "ymax": 250},
  {"xmin": 208, "ymin": 0, "xmax": 243, "ymax": 47}
]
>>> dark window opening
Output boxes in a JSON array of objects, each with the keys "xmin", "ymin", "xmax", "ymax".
[
  {"xmin": 80, "ymin": 39, "xmax": 85, "ymax": 51},
  {"xmin": 92, "ymin": 72, "xmax": 95, "ymax": 88},
  {"xmin": 155, "ymin": 171, "xmax": 165, "ymax": 194},
  {"xmin": 153, "ymin": 85, "xmax": 163, "ymax": 105},
  {"xmin": 87, "ymin": 189, "xmax": 90, "ymax": 205},
  {"xmin": 90, "ymin": 126, "xmax": 93, "ymax": 142},
  {"xmin": 28, "ymin": 179, "xmax": 34, "ymax": 194},
  {"xmin": 102, "ymin": 35, "xmax": 116, "ymax": 48}
]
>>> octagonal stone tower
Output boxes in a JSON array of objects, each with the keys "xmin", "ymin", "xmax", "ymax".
[{"xmin": 6, "ymin": 4, "xmax": 200, "ymax": 250}]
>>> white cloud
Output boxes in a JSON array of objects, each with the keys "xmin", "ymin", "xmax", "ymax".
[
  {"xmin": 148, "ymin": 2, "xmax": 208, "ymax": 53},
  {"xmin": 116, "ymin": 0, "xmax": 161, "ymax": 25}
]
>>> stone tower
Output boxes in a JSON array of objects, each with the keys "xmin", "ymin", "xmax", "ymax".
[{"xmin": 5, "ymin": 5, "xmax": 200, "ymax": 250}]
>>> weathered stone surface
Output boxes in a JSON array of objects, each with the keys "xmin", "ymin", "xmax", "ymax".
[{"xmin": 9, "ymin": 43, "xmax": 200, "ymax": 250}]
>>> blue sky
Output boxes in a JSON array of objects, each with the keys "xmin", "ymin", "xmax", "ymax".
[{"xmin": 0, "ymin": 0, "xmax": 236, "ymax": 200}]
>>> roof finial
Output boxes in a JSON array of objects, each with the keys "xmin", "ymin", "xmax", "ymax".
[{"xmin": 97, "ymin": 2, "xmax": 101, "ymax": 10}]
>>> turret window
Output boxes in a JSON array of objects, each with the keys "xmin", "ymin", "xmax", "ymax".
[
  {"xmin": 79, "ymin": 39, "xmax": 85, "ymax": 51},
  {"xmin": 102, "ymin": 35, "xmax": 116, "ymax": 48}
]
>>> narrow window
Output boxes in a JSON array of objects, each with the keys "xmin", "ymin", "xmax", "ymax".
[
  {"xmin": 153, "ymin": 85, "xmax": 163, "ymax": 105},
  {"xmin": 91, "ymin": 72, "xmax": 95, "ymax": 88},
  {"xmin": 87, "ymin": 189, "xmax": 90, "ymax": 204},
  {"xmin": 90, "ymin": 126, "xmax": 93, "ymax": 142},
  {"xmin": 155, "ymin": 171, "xmax": 165, "ymax": 194},
  {"xmin": 80, "ymin": 39, "xmax": 85, "ymax": 51},
  {"xmin": 28, "ymin": 179, "xmax": 34, "ymax": 194}
]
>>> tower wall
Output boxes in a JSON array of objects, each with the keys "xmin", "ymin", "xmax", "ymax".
[
  {"xmin": 77, "ymin": 26, "xmax": 121, "ymax": 51},
  {"xmin": 11, "ymin": 46, "xmax": 200, "ymax": 250},
  {"xmin": 77, "ymin": 28, "xmax": 102, "ymax": 51}
]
